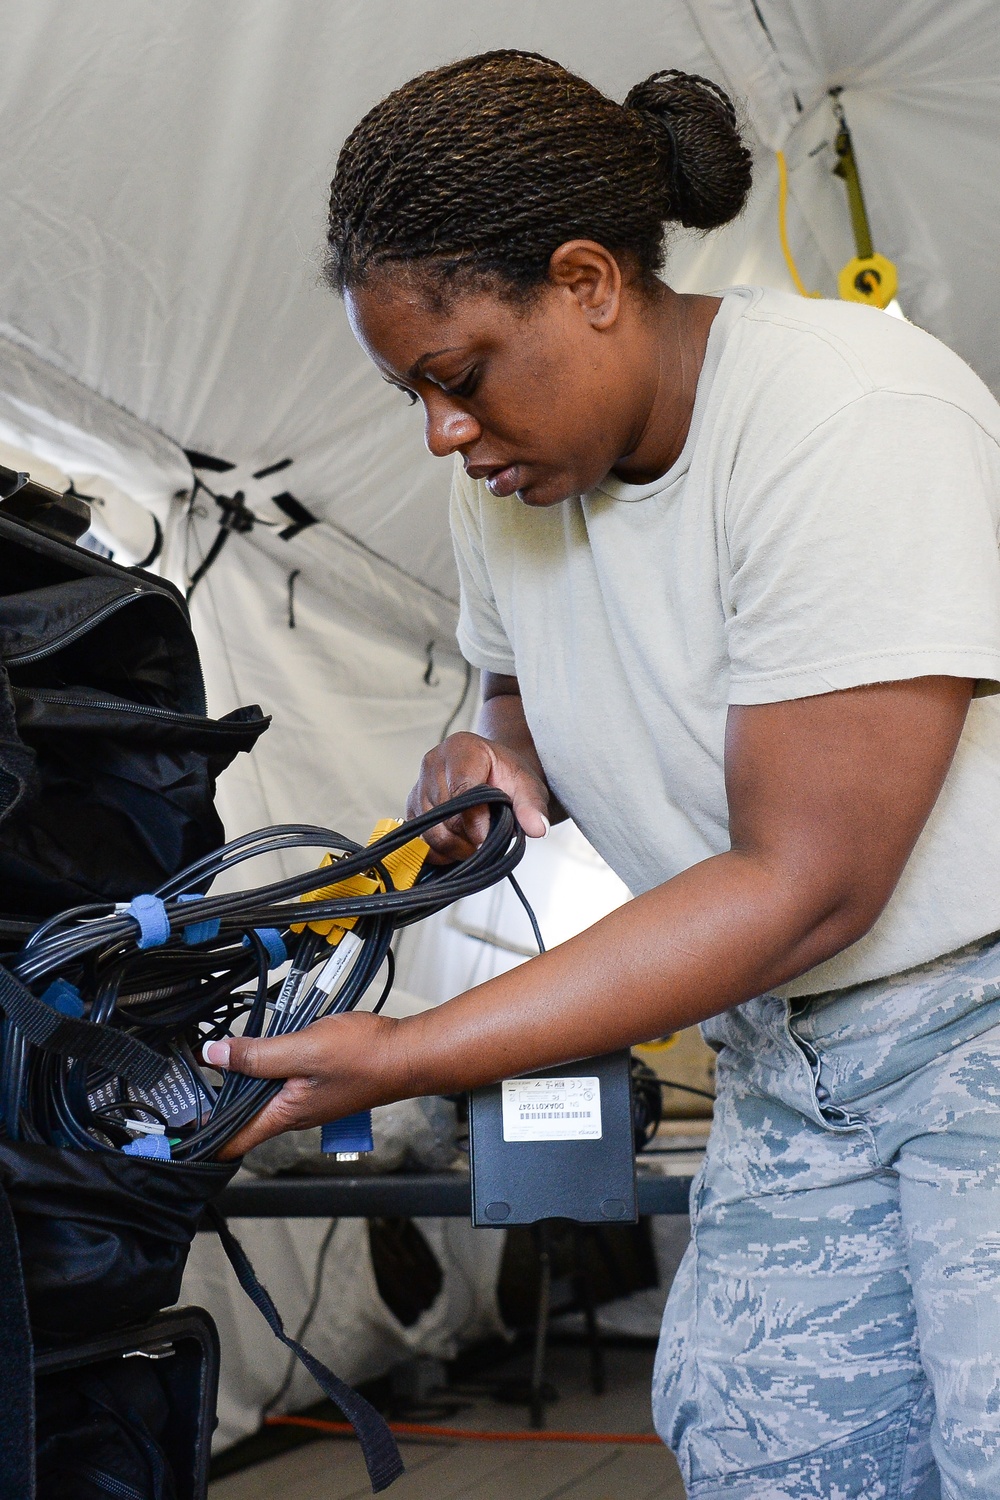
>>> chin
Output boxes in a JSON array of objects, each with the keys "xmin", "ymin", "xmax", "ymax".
[{"xmin": 517, "ymin": 474, "xmax": 580, "ymax": 508}]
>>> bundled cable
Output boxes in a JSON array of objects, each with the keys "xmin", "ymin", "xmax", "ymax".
[{"xmin": 0, "ymin": 786, "xmax": 530, "ymax": 1163}]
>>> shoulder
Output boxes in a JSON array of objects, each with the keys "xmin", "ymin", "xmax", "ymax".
[{"xmin": 718, "ymin": 287, "xmax": 1000, "ymax": 449}]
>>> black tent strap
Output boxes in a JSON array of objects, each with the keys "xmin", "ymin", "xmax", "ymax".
[
  {"xmin": 183, "ymin": 449, "xmax": 236, "ymax": 474},
  {"xmin": 206, "ymin": 1206, "xmax": 404, "ymax": 1492},
  {"xmin": 0, "ymin": 966, "xmax": 169, "ymax": 1092},
  {"xmin": 271, "ymin": 491, "xmax": 318, "ymax": 541}
]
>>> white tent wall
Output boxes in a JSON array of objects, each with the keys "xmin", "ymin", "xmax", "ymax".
[
  {"xmin": 0, "ymin": 0, "xmax": 726, "ymax": 601},
  {"xmin": 175, "ymin": 518, "xmax": 472, "ymax": 856},
  {"xmin": 690, "ymin": 0, "xmax": 1000, "ymax": 390},
  {"xmin": 0, "ymin": 335, "xmax": 190, "ymax": 509}
]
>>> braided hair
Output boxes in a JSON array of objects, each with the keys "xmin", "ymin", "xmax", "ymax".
[{"xmin": 326, "ymin": 50, "xmax": 752, "ymax": 298}]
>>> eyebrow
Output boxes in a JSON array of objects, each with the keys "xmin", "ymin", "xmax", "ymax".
[{"xmin": 406, "ymin": 346, "xmax": 462, "ymax": 380}]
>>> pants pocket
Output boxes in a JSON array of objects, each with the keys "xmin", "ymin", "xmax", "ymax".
[
  {"xmin": 686, "ymin": 1395, "xmax": 938, "ymax": 1500},
  {"xmin": 786, "ymin": 1001, "xmax": 864, "ymax": 1131}
]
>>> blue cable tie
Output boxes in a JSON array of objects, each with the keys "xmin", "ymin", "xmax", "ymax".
[
  {"xmin": 124, "ymin": 893, "xmax": 170, "ymax": 950},
  {"xmin": 40, "ymin": 979, "xmax": 84, "ymax": 1019},
  {"xmin": 122, "ymin": 1134, "xmax": 172, "ymax": 1160},
  {"xmin": 321, "ymin": 1111, "xmax": 374, "ymax": 1155},
  {"xmin": 177, "ymin": 893, "xmax": 221, "ymax": 945},
  {"xmin": 242, "ymin": 928, "xmax": 287, "ymax": 969}
]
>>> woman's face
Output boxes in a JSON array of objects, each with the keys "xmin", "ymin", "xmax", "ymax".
[{"xmin": 345, "ymin": 255, "xmax": 651, "ymax": 507}]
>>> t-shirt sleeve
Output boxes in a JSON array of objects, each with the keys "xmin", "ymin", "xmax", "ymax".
[
  {"xmin": 724, "ymin": 390, "xmax": 1000, "ymax": 703},
  {"xmin": 450, "ymin": 461, "xmax": 518, "ymax": 674}
]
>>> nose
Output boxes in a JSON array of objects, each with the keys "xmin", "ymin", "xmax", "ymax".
[{"xmin": 423, "ymin": 394, "xmax": 481, "ymax": 459}]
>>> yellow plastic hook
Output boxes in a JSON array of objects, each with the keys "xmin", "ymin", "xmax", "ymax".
[{"xmin": 837, "ymin": 252, "xmax": 898, "ymax": 309}]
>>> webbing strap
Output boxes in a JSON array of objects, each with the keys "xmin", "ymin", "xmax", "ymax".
[
  {"xmin": 0, "ymin": 1183, "xmax": 34, "ymax": 1499},
  {"xmin": 0, "ymin": 965, "xmax": 169, "ymax": 1091},
  {"xmin": 243, "ymin": 928, "xmax": 287, "ymax": 969},
  {"xmin": 123, "ymin": 893, "xmax": 170, "ymax": 950},
  {"xmin": 206, "ymin": 1206, "xmax": 403, "ymax": 1492},
  {"xmin": 177, "ymin": 893, "xmax": 221, "ymax": 946}
]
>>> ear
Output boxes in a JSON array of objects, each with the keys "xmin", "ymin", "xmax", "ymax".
[{"xmin": 547, "ymin": 241, "xmax": 623, "ymax": 330}]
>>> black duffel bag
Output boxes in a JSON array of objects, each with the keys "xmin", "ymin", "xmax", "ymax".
[
  {"xmin": 0, "ymin": 499, "xmax": 403, "ymax": 1495},
  {"xmin": 0, "ymin": 504, "xmax": 269, "ymax": 919},
  {"xmin": 0, "ymin": 1143, "xmax": 237, "ymax": 1343}
]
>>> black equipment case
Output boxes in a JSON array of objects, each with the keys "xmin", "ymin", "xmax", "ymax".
[{"xmin": 34, "ymin": 1307, "xmax": 220, "ymax": 1500}]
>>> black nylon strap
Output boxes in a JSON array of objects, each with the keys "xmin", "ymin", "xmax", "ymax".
[
  {"xmin": 0, "ymin": 964, "xmax": 169, "ymax": 1091},
  {"xmin": 0, "ymin": 1181, "xmax": 34, "ymax": 1499},
  {"xmin": 206, "ymin": 1205, "xmax": 403, "ymax": 1492}
]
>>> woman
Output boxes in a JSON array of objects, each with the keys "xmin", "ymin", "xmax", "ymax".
[{"xmin": 204, "ymin": 52, "xmax": 1000, "ymax": 1498}]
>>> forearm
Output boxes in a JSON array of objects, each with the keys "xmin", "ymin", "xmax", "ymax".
[
  {"xmin": 477, "ymin": 682, "xmax": 566, "ymax": 822},
  {"xmin": 477, "ymin": 690, "xmax": 543, "ymax": 772},
  {"xmin": 392, "ymin": 847, "xmax": 865, "ymax": 1098}
]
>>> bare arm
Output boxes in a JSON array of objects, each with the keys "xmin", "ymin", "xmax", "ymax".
[{"xmin": 208, "ymin": 676, "xmax": 972, "ymax": 1156}]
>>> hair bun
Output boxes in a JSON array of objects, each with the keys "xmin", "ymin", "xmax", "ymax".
[{"xmin": 624, "ymin": 69, "xmax": 752, "ymax": 231}]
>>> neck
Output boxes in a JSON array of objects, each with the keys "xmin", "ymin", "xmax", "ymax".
[{"xmin": 611, "ymin": 287, "xmax": 721, "ymax": 485}]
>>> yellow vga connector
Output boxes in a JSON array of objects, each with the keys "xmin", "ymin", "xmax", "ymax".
[{"xmin": 292, "ymin": 818, "xmax": 430, "ymax": 945}]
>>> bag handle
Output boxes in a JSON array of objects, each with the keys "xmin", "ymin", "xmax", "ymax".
[
  {"xmin": 0, "ymin": 964, "xmax": 169, "ymax": 1091},
  {"xmin": 205, "ymin": 1205, "xmax": 404, "ymax": 1493}
]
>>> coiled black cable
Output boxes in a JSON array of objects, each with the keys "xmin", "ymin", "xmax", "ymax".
[{"xmin": 1, "ymin": 786, "xmax": 532, "ymax": 1162}]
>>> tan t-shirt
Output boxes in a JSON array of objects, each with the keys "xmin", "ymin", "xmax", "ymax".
[{"xmin": 452, "ymin": 287, "xmax": 1000, "ymax": 995}]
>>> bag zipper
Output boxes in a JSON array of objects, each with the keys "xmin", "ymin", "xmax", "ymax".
[
  {"xmin": 74, "ymin": 1465, "xmax": 148, "ymax": 1500},
  {"xmin": 11, "ymin": 684, "xmax": 252, "ymax": 729},
  {"xmin": 7, "ymin": 587, "xmax": 158, "ymax": 666}
]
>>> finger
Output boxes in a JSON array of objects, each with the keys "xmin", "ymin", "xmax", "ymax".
[
  {"xmin": 419, "ymin": 788, "xmax": 490, "ymax": 861},
  {"xmin": 406, "ymin": 736, "xmax": 489, "ymax": 821},
  {"xmin": 215, "ymin": 1088, "xmax": 304, "ymax": 1160},
  {"xmin": 514, "ymin": 799, "xmax": 550, "ymax": 840},
  {"xmin": 435, "ymin": 805, "xmax": 491, "ymax": 849},
  {"xmin": 203, "ymin": 1032, "xmax": 314, "ymax": 1078},
  {"xmin": 460, "ymin": 751, "xmax": 549, "ymax": 840},
  {"xmin": 481, "ymin": 756, "xmax": 550, "ymax": 838}
]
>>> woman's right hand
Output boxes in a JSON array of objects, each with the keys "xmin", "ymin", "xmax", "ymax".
[{"xmin": 406, "ymin": 730, "xmax": 551, "ymax": 861}]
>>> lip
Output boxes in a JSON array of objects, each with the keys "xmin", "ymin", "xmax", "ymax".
[{"xmin": 466, "ymin": 462, "xmax": 523, "ymax": 498}]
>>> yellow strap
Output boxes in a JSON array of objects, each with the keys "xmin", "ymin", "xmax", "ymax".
[
  {"xmin": 775, "ymin": 151, "xmax": 819, "ymax": 299},
  {"xmin": 830, "ymin": 104, "xmax": 899, "ymax": 311}
]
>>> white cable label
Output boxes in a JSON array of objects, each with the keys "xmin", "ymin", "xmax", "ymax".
[
  {"xmin": 270, "ymin": 933, "xmax": 363, "ymax": 1013},
  {"xmin": 313, "ymin": 932, "xmax": 362, "ymax": 995},
  {"xmin": 501, "ymin": 1076, "xmax": 602, "ymax": 1142},
  {"xmin": 271, "ymin": 968, "xmax": 302, "ymax": 1014}
]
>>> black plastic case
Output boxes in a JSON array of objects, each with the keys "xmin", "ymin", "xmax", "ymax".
[{"xmin": 468, "ymin": 1050, "xmax": 638, "ymax": 1226}]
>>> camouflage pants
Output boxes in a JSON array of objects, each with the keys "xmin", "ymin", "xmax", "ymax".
[{"xmin": 652, "ymin": 934, "xmax": 1000, "ymax": 1499}]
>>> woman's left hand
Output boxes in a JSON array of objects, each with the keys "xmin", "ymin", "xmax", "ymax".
[{"xmin": 203, "ymin": 1011, "xmax": 408, "ymax": 1160}]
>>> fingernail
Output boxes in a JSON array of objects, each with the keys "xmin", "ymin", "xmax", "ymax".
[
  {"xmin": 538, "ymin": 815, "xmax": 550, "ymax": 838},
  {"xmin": 204, "ymin": 1040, "xmax": 231, "ymax": 1067}
]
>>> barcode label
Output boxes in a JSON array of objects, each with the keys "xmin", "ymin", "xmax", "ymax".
[{"xmin": 501, "ymin": 1076, "xmax": 602, "ymax": 1142}]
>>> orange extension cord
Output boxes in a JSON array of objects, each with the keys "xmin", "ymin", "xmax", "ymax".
[{"xmin": 265, "ymin": 1415, "xmax": 661, "ymax": 1446}]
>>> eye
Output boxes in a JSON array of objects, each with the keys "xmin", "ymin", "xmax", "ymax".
[{"xmin": 441, "ymin": 368, "xmax": 479, "ymax": 400}]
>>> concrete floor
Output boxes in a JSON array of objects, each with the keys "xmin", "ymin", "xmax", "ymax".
[{"xmin": 209, "ymin": 1342, "xmax": 685, "ymax": 1500}]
